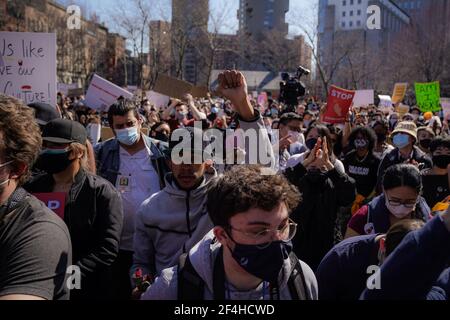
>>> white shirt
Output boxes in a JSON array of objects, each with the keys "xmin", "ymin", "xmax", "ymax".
[{"xmin": 117, "ymin": 141, "xmax": 161, "ymax": 251}]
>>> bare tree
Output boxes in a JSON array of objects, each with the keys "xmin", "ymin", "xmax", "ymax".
[{"xmin": 109, "ymin": 0, "xmax": 156, "ymax": 91}]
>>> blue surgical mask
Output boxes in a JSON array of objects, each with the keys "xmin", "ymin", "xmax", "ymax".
[
  {"xmin": 393, "ymin": 133, "xmax": 410, "ymax": 149},
  {"xmin": 116, "ymin": 126, "xmax": 139, "ymax": 146},
  {"xmin": 230, "ymin": 239, "xmax": 293, "ymax": 282}
]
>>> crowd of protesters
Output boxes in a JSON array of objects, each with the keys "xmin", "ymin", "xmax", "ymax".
[{"xmin": 0, "ymin": 70, "xmax": 449, "ymax": 301}]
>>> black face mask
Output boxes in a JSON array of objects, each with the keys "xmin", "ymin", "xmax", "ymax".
[
  {"xmin": 433, "ymin": 155, "xmax": 450, "ymax": 169},
  {"xmin": 229, "ymin": 238, "xmax": 293, "ymax": 282},
  {"xmin": 35, "ymin": 151, "xmax": 74, "ymax": 174},
  {"xmin": 155, "ymin": 132, "xmax": 169, "ymax": 142},
  {"xmin": 376, "ymin": 133, "xmax": 387, "ymax": 143},
  {"xmin": 419, "ymin": 139, "xmax": 432, "ymax": 150},
  {"xmin": 305, "ymin": 138, "xmax": 317, "ymax": 150}
]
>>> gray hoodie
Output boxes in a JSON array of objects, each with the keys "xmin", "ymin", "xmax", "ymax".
[
  {"xmin": 133, "ymin": 111, "xmax": 275, "ymax": 278},
  {"xmin": 132, "ymin": 172, "xmax": 215, "ymax": 278},
  {"xmin": 141, "ymin": 231, "xmax": 319, "ymax": 300}
]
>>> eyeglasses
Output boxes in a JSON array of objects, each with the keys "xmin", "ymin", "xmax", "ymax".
[
  {"xmin": 386, "ymin": 195, "xmax": 418, "ymax": 208},
  {"xmin": 228, "ymin": 218, "xmax": 298, "ymax": 249}
]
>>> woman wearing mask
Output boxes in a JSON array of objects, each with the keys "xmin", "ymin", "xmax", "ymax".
[
  {"xmin": 343, "ymin": 127, "xmax": 380, "ymax": 215},
  {"xmin": 421, "ymin": 137, "xmax": 450, "ymax": 209},
  {"xmin": 25, "ymin": 119, "xmax": 123, "ymax": 300},
  {"xmin": 285, "ymin": 124, "xmax": 356, "ymax": 270},
  {"xmin": 345, "ymin": 164, "xmax": 430, "ymax": 238},
  {"xmin": 417, "ymin": 127, "xmax": 436, "ymax": 155},
  {"xmin": 388, "ymin": 113, "xmax": 399, "ymax": 132},
  {"xmin": 150, "ymin": 121, "xmax": 171, "ymax": 143},
  {"xmin": 372, "ymin": 120, "xmax": 394, "ymax": 159}
]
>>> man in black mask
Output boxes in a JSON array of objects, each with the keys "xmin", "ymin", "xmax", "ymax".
[
  {"xmin": 140, "ymin": 165, "xmax": 318, "ymax": 300},
  {"xmin": 421, "ymin": 136, "xmax": 450, "ymax": 208}
]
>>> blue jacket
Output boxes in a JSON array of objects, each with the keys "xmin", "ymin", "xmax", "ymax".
[
  {"xmin": 94, "ymin": 135, "xmax": 169, "ymax": 189},
  {"xmin": 360, "ymin": 215, "xmax": 450, "ymax": 300}
]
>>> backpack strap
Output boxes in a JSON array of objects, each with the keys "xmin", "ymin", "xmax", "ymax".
[
  {"xmin": 178, "ymin": 247, "xmax": 226, "ymax": 300},
  {"xmin": 177, "ymin": 253, "xmax": 204, "ymax": 300},
  {"xmin": 287, "ymin": 252, "xmax": 309, "ymax": 300}
]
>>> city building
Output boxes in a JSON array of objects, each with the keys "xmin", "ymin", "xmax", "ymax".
[
  {"xmin": 0, "ymin": 0, "xmax": 126, "ymax": 89},
  {"xmin": 238, "ymin": 0, "xmax": 290, "ymax": 38},
  {"xmin": 171, "ymin": 0, "xmax": 209, "ymax": 85},
  {"xmin": 317, "ymin": 0, "xmax": 411, "ymax": 93},
  {"xmin": 149, "ymin": 20, "xmax": 172, "ymax": 78}
]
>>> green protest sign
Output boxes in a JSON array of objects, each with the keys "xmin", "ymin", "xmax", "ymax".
[{"xmin": 415, "ymin": 81, "xmax": 441, "ymax": 112}]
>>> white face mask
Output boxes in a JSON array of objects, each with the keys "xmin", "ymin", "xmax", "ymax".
[
  {"xmin": 0, "ymin": 160, "xmax": 13, "ymax": 188},
  {"xmin": 384, "ymin": 193, "xmax": 415, "ymax": 219}
]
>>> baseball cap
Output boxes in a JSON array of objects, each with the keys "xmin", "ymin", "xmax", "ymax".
[
  {"xmin": 392, "ymin": 121, "xmax": 417, "ymax": 141},
  {"xmin": 27, "ymin": 102, "xmax": 60, "ymax": 125},
  {"xmin": 42, "ymin": 119, "xmax": 88, "ymax": 144}
]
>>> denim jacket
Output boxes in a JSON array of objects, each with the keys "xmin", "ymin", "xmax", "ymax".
[{"xmin": 94, "ymin": 135, "xmax": 169, "ymax": 190}]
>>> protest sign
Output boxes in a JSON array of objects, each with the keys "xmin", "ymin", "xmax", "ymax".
[
  {"xmin": 67, "ymin": 87, "xmax": 84, "ymax": 97},
  {"xmin": 441, "ymin": 98, "xmax": 450, "ymax": 119},
  {"xmin": 126, "ymin": 85, "xmax": 138, "ymax": 94},
  {"xmin": 352, "ymin": 90, "xmax": 374, "ymax": 107},
  {"xmin": 395, "ymin": 104, "xmax": 410, "ymax": 117},
  {"xmin": 57, "ymin": 83, "xmax": 78, "ymax": 96},
  {"xmin": 191, "ymin": 86, "xmax": 209, "ymax": 98},
  {"xmin": 415, "ymin": 81, "xmax": 441, "ymax": 112},
  {"xmin": 153, "ymin": 74, "xmax": 193, "ymax": 100},
  {"xmin": 146, "ymin": 90, "xmax": 170, "ymax": 110},
  {"xmin": 84, "ymin": 74, "xmax": 133, "ymax": 111},
  {"xmin": 392, "ymin": 83, "xmax": 408, "ymax": 104},
  {"xmin": 33, "ymin": 192, "xmax": 66, "ymax": 220},
  {"xmin": 378, "ymin": 95, "xmax": 392, "ymax": 109},
  {"xmin": 153, "ymin": 74, "xmax": 209, "ymax": 100},
  {"xmin": 0, "ymin": 32, "xmax": 57, "ymax": 107},
  {"xmin": 323, "ymin": 86, "xmax": 356, "ymax": 124}
]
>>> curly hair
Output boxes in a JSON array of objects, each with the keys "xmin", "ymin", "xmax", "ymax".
[
  {"xmin": 207, "ymin": 165, "xmax": 301, "ymax": 227},
  {"xmin": 0, "ymin": 94, "xmax": 42, "ymax": 186},
  {"xmin": 348, "ymin": 126, "xmax": 377, "ymax": 152}
]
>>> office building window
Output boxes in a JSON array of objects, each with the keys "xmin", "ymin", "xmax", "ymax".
[
  {"xmin": 357, "ymin": 9, "xmax": 361, "ymax": 15},
  {"xmin": 350, "ymin": 0, "xmax": 354, "ymax": 4},
  {"xmin": 357, "ymin": 20, "xmax": 361, "ymax": 26},
  {"xmin": 343, "ymin": 11, "xmax": 346, "ymax": 17},
  {"xmin": 342, "ymin": 21, "xmax": 346, "ymax": 27},
  {"xmin": 343, "ymin": 0, "xmax": 346, "ymax": 6},
  {"xmin": 349, "ymin": 21, "xmax": 353, "ymax": 27},
  {"xmin": 350, "ymin": 10, "xmax": 353, "ymax": 16}
]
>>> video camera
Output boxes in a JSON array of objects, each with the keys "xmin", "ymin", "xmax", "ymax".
[{"xmin": 279, "ymin": 66, "xmax": 310, "ymax": 113}]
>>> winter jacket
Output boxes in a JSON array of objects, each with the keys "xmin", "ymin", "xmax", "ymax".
[
  {"xmin": 284, "ymin": 162, "xmax": 356, "ymax": 270},
  {"xmin": 132, "ymin": 172, "xmax": 215, "ymax": 278},
  {"xmin": 25, "ymin": 169, "xmax": 123, "ymax": 300}
]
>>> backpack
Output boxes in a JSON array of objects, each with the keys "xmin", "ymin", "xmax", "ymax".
[{"xmin": 177, "ymin": 249, "xmax": 309, "ymax": 300}]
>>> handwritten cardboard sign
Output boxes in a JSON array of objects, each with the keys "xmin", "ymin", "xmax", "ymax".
[
  {"xmin": 323, "ymin": 85, "xmax": 356, "ymax": 124},
  {"xmin": 415, "ymin": 81, "xmax": 441, "ymax": 112},
  {"xmin": 33, "ymin": 192, "xmax": 66, "ymax": 220},
  {"xmin": 1, "ymin": 32, "xmax": 57, "ymax": 107},
  {"xmin": 153, "ymin": 74, "xmax": 209, "ymax": 100},
  {"xmin": 392, "ymin": 83, "xmax": 408, "ymax": 104},
  {"xmin": 84, "ymin": 74, "xmax": 133, "ymax": 111}
]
